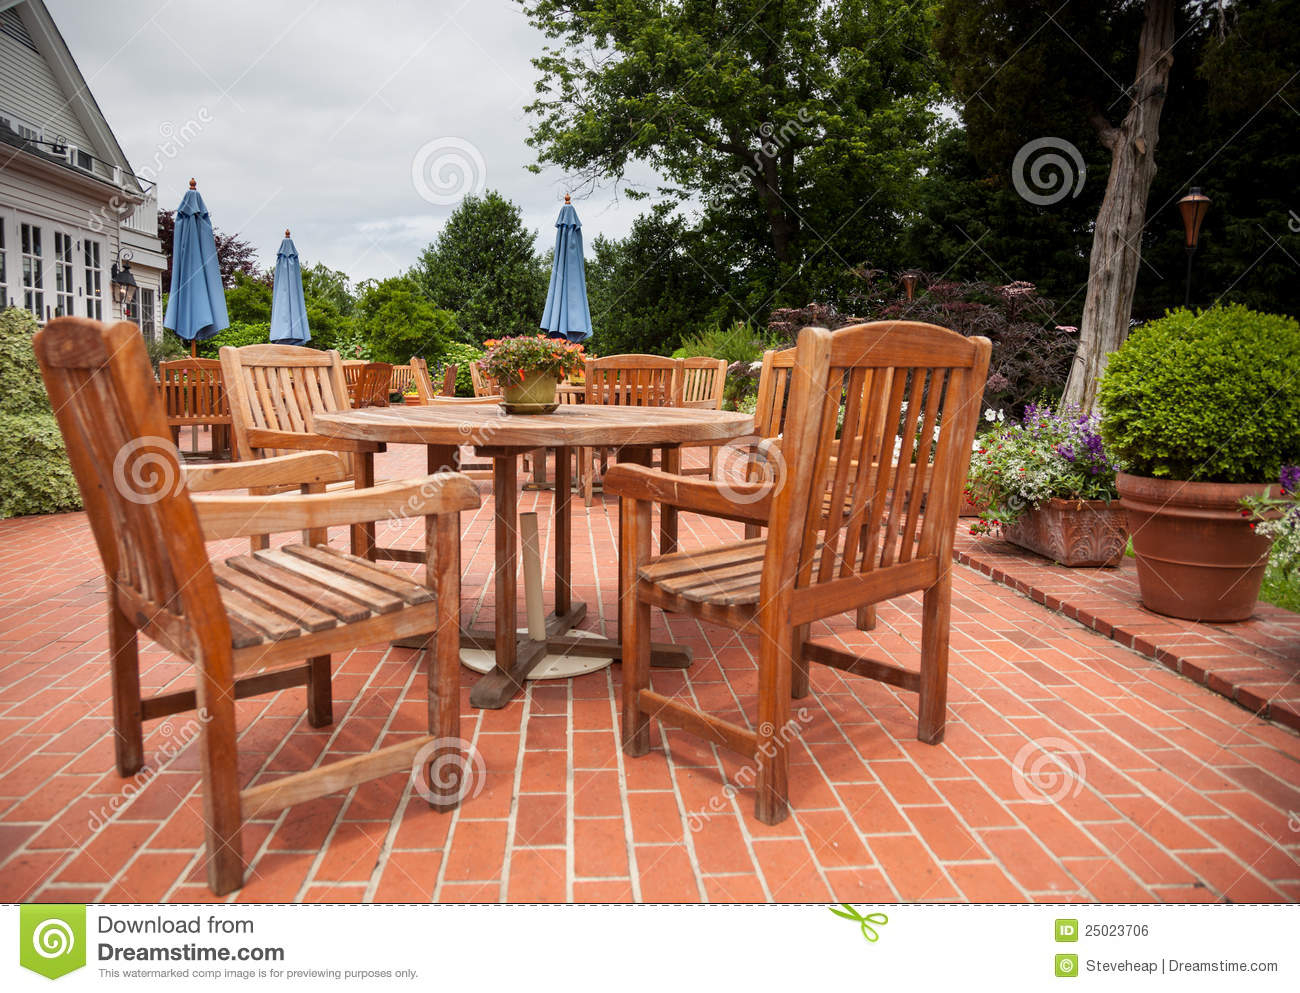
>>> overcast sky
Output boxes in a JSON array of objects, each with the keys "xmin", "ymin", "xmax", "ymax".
[{"xmin": 48, "ymin": 0, "xmax": 660, "ymax": 282}]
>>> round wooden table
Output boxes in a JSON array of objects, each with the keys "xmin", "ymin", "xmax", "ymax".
[{"xmin": 313, "ymin": 404, "xmax": 754, "ymax": 708}]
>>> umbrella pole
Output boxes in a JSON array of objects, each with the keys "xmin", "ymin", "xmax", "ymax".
[{"xmin": 191, "ymin": 341, "xmax": 197, "ymax": 358}]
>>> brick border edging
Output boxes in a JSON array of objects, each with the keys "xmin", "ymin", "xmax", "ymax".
[{"xmin": 952, "ymin": 546, "xmax": 1300, "ymax": 734}]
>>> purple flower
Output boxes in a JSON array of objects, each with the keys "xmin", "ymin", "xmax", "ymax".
[
  {"xmin": 1281, "ymin": 465, "xmax": 1300, "ymax": 495},
  {"xmin": 1056, "ymin": 443, "xmax": 1076, "ymax": 463}
]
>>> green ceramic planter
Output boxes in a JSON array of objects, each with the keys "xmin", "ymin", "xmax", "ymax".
[{"xmin": 502, "ymin": 370, "xmax": 559, "ymax": 410}]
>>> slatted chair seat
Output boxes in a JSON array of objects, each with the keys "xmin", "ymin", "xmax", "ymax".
[{"xmin": 213, "ymin": 545, "xmax": 436, "ymax": 650}]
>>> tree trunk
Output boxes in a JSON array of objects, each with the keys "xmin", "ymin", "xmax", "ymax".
[{"xmin": 1062, "ymin": 0, "xmax": 1177, "ymax": 411}]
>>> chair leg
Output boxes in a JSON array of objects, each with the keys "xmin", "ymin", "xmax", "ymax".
[
  {"xmin": 305, "ymin": 655, "xmax": 332, "ymax": 727},
  {"xmin": 620, "ymin": 497, "xmax": 653, "ymax": 756},
  {"xmin": 108, "ymin": 601, "xmax": 144, "ymax": 777},
  {"xmin": 426, "ymin": 512, "xmax": 463, "ymax": 811},
  {"xmin": 917, "ymin": 570, "xmax": 952, "ymax": 744},
  {"xmin": 659, "ymin": 447, "xmax": 680, "ymax": 554},
  {"xmin": 856, "ymin": 604, "xmax": 877, "ymax": 631},
  {"xmin": 582, "ymin": 447, "xmax": 595, "ymax": 506},
  {"xmin": 790, "ymin": 623, "xmax": 810, "ymax": 700},
  {"xmin": 754, "ymin": 622, "xmax": 793, "ymax": 825},
  {"xmin": 195, "ymin": 650, "xmax": 244, "ymax": 895}
]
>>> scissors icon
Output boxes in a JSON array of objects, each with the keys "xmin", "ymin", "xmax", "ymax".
[{"xmin": 829, "ymin": 904, "xmax": 889, "ymax": 942}]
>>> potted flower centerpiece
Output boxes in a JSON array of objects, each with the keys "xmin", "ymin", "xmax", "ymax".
[
  {"xmin": 966, "ymin": 404, "xmax": 1127, "ymax": 567},
  {"xmin": 1098, "ymin": 304, "xmax": 1300, "ymax": 621},
  {"xmin": 481, "ymin": 335, "xmax": 585, "ymax": 413}
]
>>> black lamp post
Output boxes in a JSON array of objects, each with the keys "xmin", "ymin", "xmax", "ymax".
[
  {"xmin": 1178, "ymin": 188, "xmax": 1211, "ymax": 309},
  {"xmin": 110, "ymin": 249, "xmax": 137, "ymax": 313}
]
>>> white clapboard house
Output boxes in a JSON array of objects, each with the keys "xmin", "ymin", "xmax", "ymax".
[{"xmin": 0, "ymin": 0, "xmax": 165, "ymax": 336}]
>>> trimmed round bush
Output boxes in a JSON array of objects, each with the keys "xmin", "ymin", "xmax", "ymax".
[
  {"xmin": 196, "ymin": 321, "xmax": 271, "ymax": 359},
  {"xmin": 439, "ymin": 341, "xmax": 485, "ymax": 397},
  {"xmin": 1098, "ymin": 304, "xmax": 1300, "ymax": 483}
]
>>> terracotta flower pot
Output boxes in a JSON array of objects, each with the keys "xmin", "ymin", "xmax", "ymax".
[
  {"xmin": 502, "ymin": 370, "xmax": 558, "ymax": 410},
  {"xmin": 1116, "ymin": 472, "xmax": 1274, "ymax": 622},
  {"xmin": 403, "ymin": 394, "xmax": 422, "ymax": 406},
  {"xmin": 1000, "ymin": 498, "xmax": 1128, "ymax": 567}
]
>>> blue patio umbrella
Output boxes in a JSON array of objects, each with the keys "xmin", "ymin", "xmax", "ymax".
[
  {"xmin": 163, "ymin": 178, "xmax": 229, "ymax": 355},
  {"xmin": 270, "ymin": 229, "xmax": 311, "ymax": 346},
  {"xmin": 539, "ymin": 195, "xmax": 592, "ymax": 342}
]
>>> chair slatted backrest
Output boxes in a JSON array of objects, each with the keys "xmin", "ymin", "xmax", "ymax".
[
  {"xmin": 753, "ymin": 346, "xmax": 797, "ymax": 438},
  {"xmin": 346, "ymin": 362, "xmax": 393, "ymax": 408},
  {"xmin": 158, "ymin": 358, "xmax": 229, "ymax": 424},
  {"xmin": 35, "ymin": 318, "xmax": 228, "ymax": 652},
  {"xmin": 679, "ymin": 357, "xmax": 728, "ymax": 409},
  {"xmin": 584, "ymin": 355, "xmax": 682, "ymax": 407},
  {"xmin": 389, "ymin": 364, "xmax": 414, "ymax": 396},
  {"xmin": 469, "ymin": 360, "xmax": 500, "ymax": 398},
  {"xmin": 761, "ymin": 322, "xmax": 991, "ymax": 616},
  {"xmin": 219, "ymin": 344, "xmax": 355, "ymax": 476}
]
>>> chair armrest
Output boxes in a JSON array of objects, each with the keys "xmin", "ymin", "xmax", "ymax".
[
  {"xmin": 184, "ymin": 452, "xmax": 350, "ymax": 493},
  {"xmin": 193, "ymin": 473, "xmax": 480, "ymax": 540},
  {"xmin": 245, "ymin": 428, "xmax": 385, "ymax": 454},
  {"xmin": 603, "ymin": 465, "xmax": 772, "ymax": 525}
]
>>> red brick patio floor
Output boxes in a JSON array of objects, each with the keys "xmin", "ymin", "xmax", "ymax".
[{"xmin": 0, "ymin": 443, "xmax": 1297, "ymax": 904}]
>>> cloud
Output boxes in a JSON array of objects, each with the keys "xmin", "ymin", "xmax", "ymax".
[{"xmin": 51, "ymin": 0, "xmax": 665, "ymax": 281}]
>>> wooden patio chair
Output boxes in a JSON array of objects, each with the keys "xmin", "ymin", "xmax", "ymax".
[
  {"xmin": 158, "ymin": 357, "xmax": 232, "ymax": 459},
  {"xmin": 344, "ymin": 361, "xmax": 394, "ymax": 408},
  {"xmin": 606, "ymin": 321, "xmax": 990, "ymax": 824},
  {"xmin": 410, "ymin": 357, "xmax": 459, "ymax": 402},
  {"xmin": 34, "ymin": 317, "xmax": 479, "ymax": 894},
  {"xmin": 219, "ymin": 344, "xmax": 384, "ymax": 556},
  {"xmin": 676, "ymin": 356, "xmax": 728, "ymax": 477},
  {"xmin": 469, "ymin": 360, "xmax": 499, "ymax": 398},
  {"xmin": 580, "ymin": 354, "xmax": 684, "ymax": 511}
]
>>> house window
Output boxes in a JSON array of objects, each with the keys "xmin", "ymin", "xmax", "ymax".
[
  {"xmin": 139, "ymin": 288, "xmax": 155, "ymax": 338},
  {"xmin": 84, "ymin": 240, "xmax": 103, "ymax": 320},
  {"xmin": 20, "ymin": 221, "xmax": 43, "ymax": 319},
  {"xmin": 52, "ymin": 231, "xmax": 74, "ymax": 317}
]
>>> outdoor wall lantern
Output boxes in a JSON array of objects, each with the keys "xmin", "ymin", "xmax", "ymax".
[
  {"xmin": 1178, "ymin": 187, "xmax": 1211, "ymax": 309},
  {"xmin": 110, "ymin": 249, "xmax": 137, "ymax": 306}
]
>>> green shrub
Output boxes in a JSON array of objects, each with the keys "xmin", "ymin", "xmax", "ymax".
[
  {"xmin": 0, "ymin": 413, "xmax": 82, "ymax": 517},
  {"xmin": 196, "ymin": 321, "xmax": 271, "ymax": 359},
  {"xmin": 0, "ymin": 308, "xmax": 53, "ymax": 414},
  {"xmin": 0, "ymin": 308, "xmax": 82, "ymax": 518},
  {"xmin": 677, "ymin": 320, "xmax": 774, "ymax": 365},
  {"xmin": 147, "ymin": 332, "xmax": 189, "ymax": 371},
  {"xmin": 1098, "ymin": 304, "xmax": 1300, "ymax": 482},
  {"xmin": 438, "ymin": 342, "xmax": 485, "ymax": 397}
]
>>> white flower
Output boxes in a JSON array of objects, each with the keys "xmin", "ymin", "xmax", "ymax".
[{"xmin": 984, "ymin": 408, "xmax": 997, "ymax": 422}]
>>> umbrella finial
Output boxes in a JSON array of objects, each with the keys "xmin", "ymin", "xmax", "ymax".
[
  {"xmin": 564, "ymin": 193, "xmax": 571, "ymax": 203},
  {"xmin": 189, "ymin": 177, "xmax": 197, "ymax": 189},
  {"xmin": 285, "ymin": 229, "xmax": 291, "ymax": 238}
]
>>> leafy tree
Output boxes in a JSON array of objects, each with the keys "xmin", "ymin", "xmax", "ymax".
[
  {"xmin": 355, "ymin": 277, "xmax": 456, "ymax": 364},
  {"xmin": 224, "ymin": 270, "xmax": 272, "ymax": 323},
  {"xmin": 411, "ymin": 191, "xmax": 548, "ymax": 344},
  {"xmin": 517, "ymin": 0, "xmax": 939, "ymax": 306},
  {"xmin": 158, "ymin": 209, "xmax": 260, "ymax": 290},
  {"xmin": 585, "ymin": 207, "xmax": 721, "ymax": 355}
]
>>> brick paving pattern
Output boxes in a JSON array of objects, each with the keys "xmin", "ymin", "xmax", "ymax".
[{"xmin": 0, "ymin": 442, "xmax": 1297, "ymax": 903}]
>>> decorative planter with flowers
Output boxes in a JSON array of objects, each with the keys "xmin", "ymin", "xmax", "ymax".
[
  {"xmin": 966, "ymin": 404, "xmax": 1126, "ymax": 567},
  {"xmin": 480, "ymin": 335, "xmax": 586, "ymax": 413},
  {"xmin": 1098, "ymin": 304, "xmax": 1300, "ymax": 622}
]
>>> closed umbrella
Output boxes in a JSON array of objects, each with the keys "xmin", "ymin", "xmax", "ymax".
[
  {"xmin": 539, "ymin": 194, "xmax": 592, "ymax": 342},
  {"xmin": 163, "ymin": 178, "xmax": 229, "ymax": 356},
  {"xmin": 270, "ymin": 229, "xmax": 310, "ymax": 346}
]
